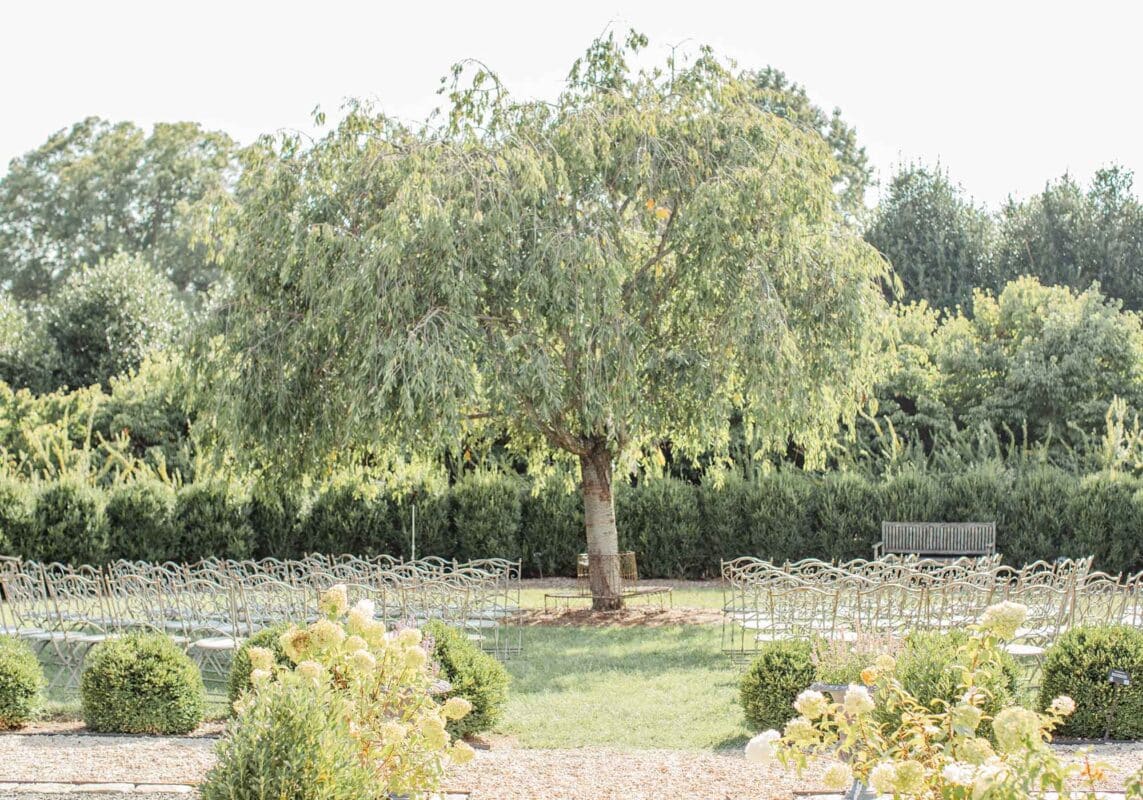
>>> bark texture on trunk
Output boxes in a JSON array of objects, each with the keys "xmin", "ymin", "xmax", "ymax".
[{"xmin": 581, "ymin": 448, "xmax": 622, "ymax": 611}]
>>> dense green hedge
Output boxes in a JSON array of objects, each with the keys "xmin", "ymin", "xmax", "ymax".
[
  {"xmin": 1040, "ymin": 626, "xmax": 1143, "ymax": 740},
  {"xmin": 1, "ymin": 464, "xmax": 1142, "ymax": 577}
]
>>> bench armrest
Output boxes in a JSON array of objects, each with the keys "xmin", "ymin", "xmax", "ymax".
[{"xmin": 872, "ymin": 541, "xmax": 884, "ymax": 558}]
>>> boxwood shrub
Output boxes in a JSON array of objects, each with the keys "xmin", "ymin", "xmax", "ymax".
[
  {"xmin": 423, "ymin": 619, "xmax": 509, "ymax": 738},
  {"xmin": 80, "ymin": 633, "xmax": 205, "ymax": 734},
  {"xmin": 740, "ymin": 640, "xmax": 815, "ymax": 731},
  {"xmin": 0, "ymin": 635, "xmax": 43, "ymax": 729},
  {"xmin": 1039, "ymin": 625, "xmax": 1143, "ymax": 740}
]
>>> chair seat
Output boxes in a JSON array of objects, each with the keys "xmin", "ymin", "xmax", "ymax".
[
  {"xmin": 463, "ymin": 618, "xmax": 501, "ymax": 630},
  {"xmin": 22, "ymin": 630, "xmax": 70, "ymax": 641},
  {"xmin": 190, "ymin": 637, "xmax": 238, "ymax": 651},
  {"xmin": 73, "ymin": 633, "xmax": 118, "ymax": 644},
  {"xmin": 1004, "ymin": 643, "xmax": 1046, "ymax": 658}
]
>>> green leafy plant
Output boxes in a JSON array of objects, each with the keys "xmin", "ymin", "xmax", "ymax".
[
  {"xmin": 740, "ymin": 640, "xmax": 816, "ymax": 731},
  {"xmin": 205, "ymin": 587, "xmax": 475, "ymax": 800},
  {"xmin": 423, "ymin": 619, "xmax": 510, "ymax": 737},
  {"xmin": 447, "ymin": 470, "xmax": 522, "ymax": 562},
  {"xmin": 892, "ymin": 630, "xmax": 1018, "ymax": 739},
  {"xmin": 173, "ymin": 482, "xmax": 251, "ymax": 562},
  {"xmin": 80, "ymin": 633, "xmax": 205, "ymax": 734},
  {"xmin": 747, "ymin": 603, "xmax": 1097, "ymax": 800},
  {"xmin": 31, "ymin": 478, "xmax": 107, "ymax": 563},
  {"xmin": 203, "ymin": 668, "xmax": 376, "ymax": 800},
  {"xmin": 226, "ymin": 623, "xmax": 292, "ymax": 710},
  {"xmin": 0, "ymin": 635, "xmax": 44, "ymax": 729},
  {"xmin": 105, "ymin": 480, "xmax": 177, "ymax": 562},
  {"xmin": 1039, "ymin": 625, "xmax": 1143, "ymax": 740}
]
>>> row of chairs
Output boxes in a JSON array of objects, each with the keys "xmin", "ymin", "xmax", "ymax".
[
  {"xmin": 0, "ymin": 555, "xmax": 523, "ymax": 696},
  {"xmin": 720, "ymin": 556, "xmax": 1143, "ymax": 676}
]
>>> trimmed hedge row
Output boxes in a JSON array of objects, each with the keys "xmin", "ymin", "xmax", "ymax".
[{"xmin": 1, "ymin": 465, "xmax": 1142, "ymax": 577}]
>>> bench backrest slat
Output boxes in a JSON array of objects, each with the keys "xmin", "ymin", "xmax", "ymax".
[{"xmin": 880, "ymin": 522, "xmax": 996, "ymax": 556}]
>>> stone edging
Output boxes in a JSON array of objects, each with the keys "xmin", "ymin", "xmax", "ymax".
[{"xmin": 0, "ymin": 783, "xmax": 194, "ymax": 794}]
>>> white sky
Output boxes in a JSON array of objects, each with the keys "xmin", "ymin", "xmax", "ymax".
[{"xmin": 2, "ymin": 0, "xmax": 1141, "ymax": 209}]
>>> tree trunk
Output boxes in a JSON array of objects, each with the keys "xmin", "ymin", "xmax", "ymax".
[{"xmin": 580, "ymin": 447, "xmax": 623, "ymax": 611}]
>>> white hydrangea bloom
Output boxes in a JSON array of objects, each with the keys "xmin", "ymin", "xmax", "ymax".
[
  {"xmin": 351, "ymin": 649, "xmax": 377, "ymax": 672},
  {"xmin": 942, "ymin": 762, "xmax": 975, "ymax": 786},
  {"xmin": 397, "ymin": 627, "xmax": 423, "ymax": 647},
  {"xmin": 246, "ymin": 646, "xmax": 274, "ymax": 671},
  {"xmin": 979, "ymin": 601, "xmax": 1028, "ymax": 639},
  {"xmin": 783, "ymin": 716, "xmax": 816, "ymax": 746},
  {"xmin": 442, "ymin": 696, "xmax": 473, "ymax": 720},
  {"xmin": 823, "ymin": 763, "xmax": 853, "ymax": 791},
  {"xmin": 843, "ymin": 684, "xmax": 875, "ymax": 716},
  {"xmin": 868, "ymin": 762, "xmax": 898, "ymax": 796},
  {"xmin": 295, "ymin": 660, "xmax": 324, "ymax": 681},
  {"xmin": 319, "ymin": 584, "xmax": 349, "ymax": 617},
  {"xmin": 993, "ymin": 707, "xmax": 1043, "ymax": 753},
  {"xmin": 1049, "ymin": 695, "xmax": 1076, "ymax": 716},
  {"xmin": 893, "ymin": 760, "xmax": 926, "ymax": 794},
  {"xmin": 744, "ymin": 730, "xmax": 780, "ymax": 764},
  {"xmin": 794, "ymin": 689, "xmax": 828, "ymax": 720}
]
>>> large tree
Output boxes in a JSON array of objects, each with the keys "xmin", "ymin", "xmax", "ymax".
[
  {"xmin": 994, "ymin": 166, "xmax": 1143, "ymax": 310},
  {"xmin": 748, "ymin": 67, "xmax": 872, "ymax": 215},
  {"xmin": 865, "ymin": 164, "xmax": 995, "ymax": 312},
  {"xmin": 204, "ymin": 34, "xmax": 889, "ymax": 608},
  {"xmin": 42, "ymin": 253, "xmax": 186, "ymax": 391},
  {"xmin": 0, "ymin": 117, "xmax": 235, "ymax": 299}
]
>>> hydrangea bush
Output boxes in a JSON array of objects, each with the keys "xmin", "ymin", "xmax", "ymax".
[
  {"xmin": 203, "ymin": 585, "xmax": 475, "ymax": 800},
  {"xmin": 745, "ymin": 602, "xmax": 1133, "ymax": 800}
]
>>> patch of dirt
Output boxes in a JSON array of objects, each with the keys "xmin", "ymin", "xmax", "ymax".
[{"xmin": 517, "ymin": 606, "xmax": 723, "ymax": 627}]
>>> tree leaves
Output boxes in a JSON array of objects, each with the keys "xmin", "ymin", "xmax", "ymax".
[{"xmin": 203, "ymin": 33, "xmax": 891, "ymax": 476}]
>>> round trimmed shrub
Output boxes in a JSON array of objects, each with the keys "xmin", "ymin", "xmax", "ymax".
[
  {"xmin": 0, "ymin": 635, "xmax": 44, "ymax": 728},
  {"xmin": 80, "ymin": 633, "xmax": 205, "ymax": 734},
  {"xmin": 423, "ymin": 619, "xmax": 509, "ymax": 738},
  {"xmin": 1039, "ymin": 625, "xmax": 1143, "ymax": 740},
  {"xmin": 740, "ymin": 640, "xmax": 815, "ymax": 731},
  {"xmin": 227, "ymin": 623, "xmax": 291, "ymax": 710}
]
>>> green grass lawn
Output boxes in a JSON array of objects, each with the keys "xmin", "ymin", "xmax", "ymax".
[{"xmin": 498, "ymin": 624, "xmax": 751, "ymax": 749}]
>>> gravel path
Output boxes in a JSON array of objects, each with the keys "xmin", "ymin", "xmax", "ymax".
[{"xmin": 0, "ymin": 734, "xmax": 1139, "ymax": 799}]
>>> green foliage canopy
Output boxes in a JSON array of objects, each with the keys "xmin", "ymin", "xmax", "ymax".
[
  {"xmin": 995, "ymin": 167, "xmax": 1143, "ymax": 309},
  {"xmin": 865, "ymin": 164, "xmax": 995, "ymax": 311},
  {"xmin": 204, "ymin": 33, "xmax": 890, "ymax": 481},
  {"xmin": 0, "ymin": 117, "xmax": 235, "ymax": 299},
  {"xmin": 41, "ymin": 254, "xmax": 186, "ymax": 392},
  {"xmin": 859, "ymin": 277, "xmax": 1143, "ymax": 457}
]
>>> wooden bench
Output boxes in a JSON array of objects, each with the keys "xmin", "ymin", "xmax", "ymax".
[{"xmin": 874, "ymin": 522, "xmax": 997, "ymax": 559}]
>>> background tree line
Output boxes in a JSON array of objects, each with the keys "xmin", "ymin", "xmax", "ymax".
[{"xmin": 2, "ymin": 54, "xmax": 1143, "ymax": 581}]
